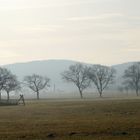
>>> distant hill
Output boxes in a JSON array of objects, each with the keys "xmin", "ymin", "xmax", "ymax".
[
  {"xmin": 3, "ymin": 59, "xmax": 77, "ymax": 80},
  {"xmin": 3, "ymin": 60, "xmax": 83, "ymax": 93},
  {"xmin": 2, "ymin": 59, "xmax": 138, "ymax": 97}
]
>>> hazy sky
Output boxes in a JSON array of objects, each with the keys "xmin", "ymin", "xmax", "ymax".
[{"xmin": 0, "ymin": 0, "xmax": 140, "ymax": 65}]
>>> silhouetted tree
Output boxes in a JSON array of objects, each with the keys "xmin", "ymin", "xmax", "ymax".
[
  {"xmin": 0, "ymin": 68, "xmax": 20, "ymax": 100},
  {"xmin": 123, "ymin": 62, "xmax": 140, "ymax": 96},
  {"xmin": 61, "ymin": 63, "xmax": 91, "ymax": 99},
  {"xmin": 24, "ymin": 74, "xmax": 50, "ymax": 100},
  {"xmin": 0, "ymin": 68, "xmax": 8, "ymax": 100},
  {"xmin": 3, "ymin": 74, "xmax": 20, "ymax": 101},
  {"xmin": 88, "ymin": 65, "xmax": 116, "ymax": 97}
]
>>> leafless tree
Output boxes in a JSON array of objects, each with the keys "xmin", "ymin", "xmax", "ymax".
[
  {"xmin": 3, "ymin": 74, "xmax": 20, "ymax": 101},
  {"xmin": 88, "ymin": 65, "xmax": 116, "ymax": 97},
  {"xmin": 24, "ymin": 74, "xmax": 50, "ymax": 100},
  {"xmin": 0, "ymin": 68, "xmax": 20, "ymax": 100},
  {"xmin": 0, "ymin": 68, "xmax": 8, "ymax": 100},
  {"xmin": 0, "ymin": 67, "xmax": 20, "ymax": 101},
  {"xmin": 61, "ymin": 63, "xmax": 91, "ymax": 99},
  {"xmin": 123, "ymin": 62, "xmax": 140, "ymax": 96}
]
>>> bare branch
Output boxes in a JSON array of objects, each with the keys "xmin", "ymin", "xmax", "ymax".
[
  {"xmin": 123, "ymin": 62, "xmax": 140, "ymax": 96},
  {"xmin": 88, "ymin": 65, "xmax": 116, "ymax": 97},
  {"xmin": 24, "ymin": 74, "xmax": 50, "ymax": 99},
  {"xmin": 61, "ymin": 63, "xmax": 91, "ymax": 99}
]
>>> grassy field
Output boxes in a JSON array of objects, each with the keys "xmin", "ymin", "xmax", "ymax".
[{"xmin": 0, "ymin": 98, "xmax": 139, "ymax": 140}]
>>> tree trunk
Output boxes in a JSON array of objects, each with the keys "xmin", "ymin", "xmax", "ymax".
[
  {"xmin": 7, "ymin": 91, "xmax": 10, "ymax": 101},
  {"xmin": 0, "ymin": 92, "xmax": 1, "ymax": 100},
  {"xmin": 79, "ymin": 89, "xmax": 83, "ymax": 99},
  {"xmin": 37, "ymin": 91, "xmax": 40, "ymax": 100},
  {"xmin": 136, "ymin": 88, "xmax": 139, "ymax": 96},
  {"xmin": 99, "ymin": 91, "xmax": 103, "ymax": 98}
]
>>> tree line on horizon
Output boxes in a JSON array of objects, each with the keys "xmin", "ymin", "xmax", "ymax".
[
  {"xmin": 62, "ymin": 62, "xmax": 140, "ymax": 98},
  {"xmin": 0, "ymin": 62, "xmax": 139, "ymax": 101}
]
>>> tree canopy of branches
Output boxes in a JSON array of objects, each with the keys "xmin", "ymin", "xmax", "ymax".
[
  {"xmin": 24, "ymin": 74, "xmax": 50, "ymax": 100},
  {"xmin": 3, "ymin": 74, "xmax": 20, "ymax": 101},
  {"xmin": 0, "ymin": 67, "xmax": 20, "ymax": 100},
  {"xmin": 123, "ymin": 62, "xmax": 140, "ymax": 96},
  {"xmin": 88, "ymin": 65, "xmax": 116, "ymax": 97},
  {"xmin": 61, "ymin": 63, "xmax": 91, "ymax": 99}
]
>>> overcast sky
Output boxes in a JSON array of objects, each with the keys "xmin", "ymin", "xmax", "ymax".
[{"xmin": 0, "ymin": 0, "xmax": 140, "ymax": 65}]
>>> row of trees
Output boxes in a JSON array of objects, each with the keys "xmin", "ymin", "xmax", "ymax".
[
  {"xmin": 61, "ymin": 64, "xmax": 116, "ymax": 98},
  {"xmin": 0, "ymin": 68, "xmax": 50, "ymax": 101},
  {"xmin": 0, "ymin": 62, "xmax": 139, "ymax": 100},
  {"xmin": 62, "ymin": 62, "xmax": 140, "ymax": 98}
]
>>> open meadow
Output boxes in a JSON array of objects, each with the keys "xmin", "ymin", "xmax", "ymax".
[{"xmin": 0, "ymin": 97, "xmax": 139, "ymax": 140}]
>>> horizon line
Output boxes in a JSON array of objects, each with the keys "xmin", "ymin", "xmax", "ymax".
[{"xmin": 1, "ymin": 59, "xmax": 138, "ymax": 67}]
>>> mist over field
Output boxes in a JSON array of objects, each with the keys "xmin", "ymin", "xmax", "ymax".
[
  {"xmin": 0, "ymin": 0, "xmax": 140, "ymax": 139},
  {"xmin": 1, "ymin": 59, "xmax": 138, "ymax": 99}
]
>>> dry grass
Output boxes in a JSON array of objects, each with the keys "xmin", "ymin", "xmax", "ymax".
[{"xmin": 0, "ymin": 98, "xmax": 139, "ymax": 140}]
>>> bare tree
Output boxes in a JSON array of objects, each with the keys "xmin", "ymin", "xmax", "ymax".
[
  {"xmin": 61, "ymin": 63, "xmax": 91, "ymax": 99},
  {"xmin": 24, "ymin": 74, "xmax": 50, "ymax": 100},
  {"xmin": 0, "ymin": 68, "xmax": 8, "ymax": 100},
  {"xmin": 0, "ymin": 67, "xmax": 20, "ymax": 101},
  {"xmin": 3, "ymin": 74, "xmax": 20, "ymax": 101},
  {"xmin": 123, "ymin": 62, "xmax": 140, "ymax": 96},
  {"xmin": 88, "ymin": 65, "xmax": 116, "ymax": 97},
  {"xmin": 0, "ymin": 68, "xmax": 20, "ymax": 100}
]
